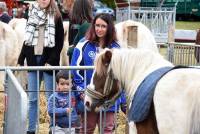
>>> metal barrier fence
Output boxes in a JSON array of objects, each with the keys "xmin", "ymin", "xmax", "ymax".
[
  {"xmin": 0, "ymin": 66, "xmax": 122, "ymax": 134},
  {"xmin": 3, "ymin": 69, "xmax": 28, "ymax": 134},
  {"xmin": 166, "ymin": 42, "xmax": 200, "ymax": 66},
  {"xmin": 116, "ymin": 7, "xmax": 176, "ymax": 43}
]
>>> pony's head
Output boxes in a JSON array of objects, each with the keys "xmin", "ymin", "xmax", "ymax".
[{"xmin": 84, "ymin": 49, "xmax": 121, "ymax": 112}]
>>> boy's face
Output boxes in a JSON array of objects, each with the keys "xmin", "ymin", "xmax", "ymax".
[{"xmin": 57, "ymin": 78, "xmax": 72, "ymax": 92}]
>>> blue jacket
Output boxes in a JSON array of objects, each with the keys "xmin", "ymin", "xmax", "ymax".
[
  {"xmin": 70, "ymin": 38, "xmax": 126, "ymax": 112},
  {"xmin": 48, "ymin": 92, "xmax": 79, "ymax": 128}
]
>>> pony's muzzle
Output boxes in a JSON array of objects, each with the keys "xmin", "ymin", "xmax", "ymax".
[
  {"xmin": 85, "ymin": 101, "xmax": 91, "ymax": 111},
  {"xmin": 84, "ymin": 95, "xmax": 93, "ymax": 111}
]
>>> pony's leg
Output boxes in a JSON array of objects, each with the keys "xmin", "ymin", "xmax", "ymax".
[{"xmin": 129, "ymin": 121, "xmax": 137, "ymax": 134}]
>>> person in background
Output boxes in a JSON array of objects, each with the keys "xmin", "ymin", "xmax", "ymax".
[
  {"xmin": 16, "ymin": 7, "xmax": 24, "ymax": 18},
  {"xmin": 0, "ymin": 2, "xmax": 11, "ymax": 23},
  {"xmin": 48, "ymin": 70, "xmax": 80, "ymax": 134},
  {"xmin": 71, "ymin": 13, "xmax": 126, "ymax": 134},
  {"xmin": 67, "ymin": 0, "xmax": 93, "ymax": 63},
  {"xmin": 58, "ymin": 0, "xmax": 74, "ymax": 21},
  {"xmin": 17, "ymin": 0, "xmax": 64, "ymax": 133}
]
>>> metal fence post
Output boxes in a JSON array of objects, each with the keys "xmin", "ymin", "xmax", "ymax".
[{"xmin": 3, "ymin": 69, "xmax": 28, "ymax": 134}]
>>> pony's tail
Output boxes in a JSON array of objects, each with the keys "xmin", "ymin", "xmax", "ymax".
[{"xmin": 189, "ymin": 91, "xmax": 200, "ymax": 134}]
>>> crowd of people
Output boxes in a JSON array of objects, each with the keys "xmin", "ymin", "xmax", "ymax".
[
  {"xmin": 0, "ymin": 2, "xmax": 11, "ymax": 23},
  {"xmin": 1, "ymin": 0, "xmax": 127, "ymax": 134},
  {"xmin": 0, "ymin": 1, "xmax": 29, "ymax": 24}
]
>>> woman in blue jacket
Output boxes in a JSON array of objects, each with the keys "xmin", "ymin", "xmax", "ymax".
[{"xmin": 71, "ymin": 13, "xmax": 126, "ymax": 134}]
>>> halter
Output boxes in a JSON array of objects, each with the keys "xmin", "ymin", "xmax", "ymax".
[{"xmin": 86, "ymin": 65, "xmax": 122, "ymax": 110}]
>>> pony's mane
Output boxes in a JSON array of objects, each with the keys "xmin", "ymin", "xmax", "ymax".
[
  {"xmin": 94, "ymin": 52, "xmax": 107, "ymax": 77},
  {"xmin": 95, "ymin": 48, "xmax": 140, "ymax": 80}
]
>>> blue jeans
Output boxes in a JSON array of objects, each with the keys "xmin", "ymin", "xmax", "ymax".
[{"xmin": 27, "ymin": 56, "xmax": 53, "ymax": 132}]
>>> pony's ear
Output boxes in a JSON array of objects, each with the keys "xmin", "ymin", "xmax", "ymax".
[{"xmin": 103, "ymin": 49, "xmax": 112, "ymax": 66}]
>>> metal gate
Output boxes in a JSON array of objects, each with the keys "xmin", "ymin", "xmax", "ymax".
[
  {"xmin": 167, "ymin": 42, "xmax": 200, "ymax": 66},
  {"xmin": 0, "ymin": 66, "xmax": 122, "ymax": 134},
  {"xmin": 115, "ymin": 6, "xmax": 176, "ymax": 43}
]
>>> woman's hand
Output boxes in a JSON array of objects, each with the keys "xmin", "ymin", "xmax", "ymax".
[
  {"xmin": 45, "ymin": 63, "xmax": 51, "ymax": 66},
  {"xmin": 80, "ymin": 93, "xmax": 85, "ymax": 100}
]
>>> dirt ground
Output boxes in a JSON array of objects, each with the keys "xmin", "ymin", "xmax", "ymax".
[{"xmin": 0, "ymin": 92, "xmax": 127, "ymax": 134}]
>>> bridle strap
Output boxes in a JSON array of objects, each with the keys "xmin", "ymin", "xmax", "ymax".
[
  {"xmin": 86, "ymin": 66, "xmax": 114, "ymax": 100},
  {"xmin": 103, "ymin": 66, "xmax": 114, "ymax": 96},
  {"xmin": 85, "ymin": 86, "xmax": 105, "ymax": 100},
  {"xmin": 100, "ymin": 67, "xmax": 122, "ymax": 109},
  {"xmin": 100, "ymin": 88, "xmax": 122, "ymax": 110},
  {"xmin": 86, "ymin": 65, "xmax": 121, "ymax": 110}
]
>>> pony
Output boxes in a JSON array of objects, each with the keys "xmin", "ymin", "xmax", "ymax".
[
  {"xmin": 115, "ymin": 20, "xmax": 158, "ymax": 52},
  {"xmin": 0, "ymin": 21, "xmax": 21, "ymax": 90},
  {"xmin": 8, "ymin": 18, "xmax": 28, "ymax": 90},
  {"xmin": 8, "ymin": 18, "xmax": 26, "ymax": 51},
  {"xmin": 4, "ymin": 19, "xmax": 70, "ymax": 90},
  {"xmin": 84, "ymin": 48, "xmax": 200, "ymax": 134},
  {"xmin": 0, "ymin": 21, "xmax": 19, "ymax": 66},
  {"xmin": 8, "ymin": 18, "xmax": 70, "ymax": 66}
]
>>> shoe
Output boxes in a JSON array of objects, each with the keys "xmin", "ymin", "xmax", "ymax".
[{"xmin": 27, "ymin": 131, "xmax": 35, "ymax": 134}]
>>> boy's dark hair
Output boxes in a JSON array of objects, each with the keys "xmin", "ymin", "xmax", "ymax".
[{"xmin": 56, "ymin": 70, "xmax": 71, "ymax": 83}]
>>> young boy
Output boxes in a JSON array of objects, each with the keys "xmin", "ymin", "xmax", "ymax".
[{"xmin": 48, "ymin": 70, "xmax": 79, "ymax": 134}]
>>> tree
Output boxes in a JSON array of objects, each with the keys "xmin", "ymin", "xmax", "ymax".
[{"xmin": 101, "ymin": 0, "xmax": 116, "ymax": 9}]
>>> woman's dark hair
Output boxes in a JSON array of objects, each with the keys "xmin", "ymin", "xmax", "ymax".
[
  {"xmin": 85, "ymin": 13, "xmax": 117, "ymax": 48},
  {"xmin": 70, "ymin": 0, "xmax": 93, "ymax": 24}
]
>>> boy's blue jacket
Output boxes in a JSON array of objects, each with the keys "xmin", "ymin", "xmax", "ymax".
[
  {"xmin": 48, "ymin": 92, "xmax": 79, "ymax": 127},
  {"xmin": 70, "ymin": 38, "xmax": 126, "ymax": 112}
]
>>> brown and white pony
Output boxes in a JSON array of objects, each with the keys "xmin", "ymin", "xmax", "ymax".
[{"xmin": 85, "ymin": 48, "xmax": 200, "ymax": 134}]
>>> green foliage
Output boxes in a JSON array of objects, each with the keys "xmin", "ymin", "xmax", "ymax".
[{"xmin": 101, "ymin": 0, "xmax": 116, "ymax": 9}]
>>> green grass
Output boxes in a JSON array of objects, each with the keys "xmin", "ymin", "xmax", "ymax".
[{"xmin": 176, "ymin": 21, "xmax": 200, "ymax": 30}]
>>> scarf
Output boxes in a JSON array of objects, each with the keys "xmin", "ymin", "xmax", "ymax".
[{"xmin": 24, "ymin": 3, "xmax": 55, "ymax": 48}]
